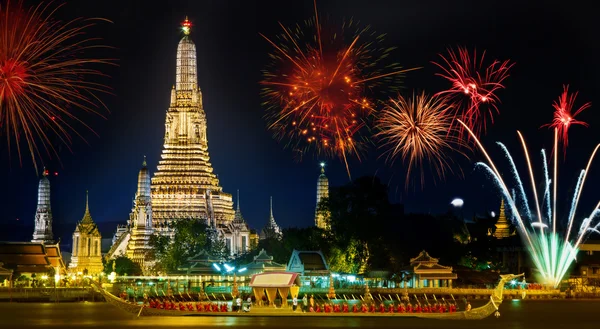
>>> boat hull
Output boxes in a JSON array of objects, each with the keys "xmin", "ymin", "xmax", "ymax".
[{"xmin": 94, "ymin": 273, "xmax": 521, "ymax": 320}]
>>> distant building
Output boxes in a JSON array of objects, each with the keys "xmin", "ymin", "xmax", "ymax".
[
  {"xmin": 125, "ymin": 157, "xmax": 155, "ymax": 269},
  {"xmin": 31, "ymin": 169, "xmax": 54, "ymax": 244},
  {"xmin": 239, "ymin": 249, "xmax": 286, "ymax": 276},
  {"xmin": 488, "ymin": 199, "xmax": 516, "ymax": 239},
  {"xmin": 314, "ymin": 163, "xmax": 330, "ymax": 230},
  {"xmin": 401, "ymin": 250, "xmax": 457, "ymax": 288},
  {"xmin": 68, "ymin": 192, "xmax": 103, "ymax": 275},
  {"xmin": 260, "ymin": 197, "xmax": 282, "ymax": 240}
]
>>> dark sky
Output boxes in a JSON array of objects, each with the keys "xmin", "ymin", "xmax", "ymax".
[{"xmin": 1, "ymin": 0, "xmax": 597, "ymax": 242}]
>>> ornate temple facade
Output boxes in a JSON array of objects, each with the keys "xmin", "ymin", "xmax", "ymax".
[
  {"xmin": 314, "ymin": 163, "xmax": 330, "ymax": 230},
  {"xmin": 402, "ymin": 250, "xmax": 457, "ymax": 288},
  {"xmin": 488, "ymin": 199, "xmax": 516, "ymax": 239},
  {"xmin": 150, "ymin": 18, "xmax": 235, "ymax": 236},
  {"xmin": 260, "ymin": 197, "xmax": 282, "ymax": 240},
  {"xmin": 222, "ymin": 190, "xmax": 250, "ymax": 255},
  {"xmin": 68, "ymin": 192, "xmax": 103, "ymax": 275},
  {"xmin": 31, "ymin": 169, "xmax": 54, "ymax": 244}
]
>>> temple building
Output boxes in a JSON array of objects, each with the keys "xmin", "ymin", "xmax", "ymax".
[
  {"xmin": 126, "ymin": 157, "xmax": 155, "ymax": 267},
  {"xmin": 260, "ymin": 197, "xmax": 282, "ymax": 240},
  {"xmin": 31, "ymin": 169, "xmax": 54, "ymax": 244},
  {"xmin": 314, "ymin": 162, "xmax": 331, "ymax": 230},
  {"xmin": 488, "ymin": 199, "xmax": 516, "ymax": 239},
  {"xmin": 401, "ymin": 250, "xmax": 457, "ymax": 288},
  {"xmin": 107, "ymin": 19, "xmax": 254, "ymax": 260},
  {"xmin": 150, "ymin": 18, "xmax": 235, "ymax": 235},
  {"xmin": 68, "ymin": 192, "xmax": 103, "ymax": 275},
  {"xmin": 220, "ymin": 190, "xmax": 250, "ymax": 255}
]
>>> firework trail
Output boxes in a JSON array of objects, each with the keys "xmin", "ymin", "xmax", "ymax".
[
  {"xmin": 433, "ymin": 47, "xmax": 513, "ymax": 139},
  {"xmin": 462, "ymin": 119, "xmax": 600, "ymax": 287},
  {"xmin": 375, "ymin": 92, "xmax": 466, "ymax": 187},
  {"xmin": 541, "ymin": 85, "xmax": 590, "ymax": 153},
  {"xmin": 261, "ymin": 0, "xmax": 419, "ymax": 177},
  {"xmin": 0, "ymin": 0, "xmax": 113, "ymax": 173}
]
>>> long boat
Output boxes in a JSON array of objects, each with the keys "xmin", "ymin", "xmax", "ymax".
[{"xmin": 94, "ymin": 273, "xmax": 523, "ymax": 320}]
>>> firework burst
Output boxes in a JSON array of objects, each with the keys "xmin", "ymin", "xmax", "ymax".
[
  {"xmin": 375, "ymin": 92, "xmax": 465, "ymax": 187},
  {"xmin": 432, "ymin": 47, "xmax": 513, "ymax": 138},
  {"xmin": 542, "ymin": 85, "xmax": 590, "ymax": 151},
  {"xmin": 261, "ymin": 1, "xmax": 418, "ymax": 177},
  {"xmin": 0, "ymin": 0, "xmax": 113, "ymax": 173}
]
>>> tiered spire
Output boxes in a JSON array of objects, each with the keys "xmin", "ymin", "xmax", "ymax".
[
  {"xmin": 233, "ymin": 189, "xmax": 246, "ymax": 224},
  {"xmin": 81, "ymin": 190, "xmax": 94, "ymax": 224},
  {"xmin": 491, "ymin": 199, "xmax": 515, "ymax": 239},
  {"xmin": 261, "ymin": 196, "xmax": 282, "ymax": 239},
  {"xmin": 150, "ymin": 18, "xmax": 235, "ymax": 235},
  {"xmin": 315, "ymin": 162, "xmax": 330, "ymax": 230},
  {"xmin": 32, "ymin": 167, "xmax": 54, "ymax": 243}
]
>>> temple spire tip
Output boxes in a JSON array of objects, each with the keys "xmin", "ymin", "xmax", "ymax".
[{"xmin": 85, "ymin": 190, "xmax": 89, "ymax": 214}]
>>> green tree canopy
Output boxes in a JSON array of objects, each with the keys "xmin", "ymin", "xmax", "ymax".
[
  {"xmin": 148, "ymin": 218, "xmax": 210, "ymax": 272},
  {"xmin": 103, "ymin": 256, "xmax": 143, "ymax": 276}
]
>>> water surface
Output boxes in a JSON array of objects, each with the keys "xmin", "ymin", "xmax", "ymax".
[{"xmin": 0, "ymin": 300, "xmax": 597, "ymax": 328}]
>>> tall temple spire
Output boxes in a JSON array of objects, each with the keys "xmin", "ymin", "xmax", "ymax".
[
  {"xmin": 489, "ymin": 199, "xmax": 515, "ymax": 239},
  {"xmin": 150, "ymin": 18, "xmax": 235, "ymax": 238},
  {"xmin": 32, "ymin": 167, "xmax": 54, "ymax": 243},
  {"xmin": 142, "ymin": 155, "xmax": 147, "ymax": 167},
  {"xmin": 315, "ymin": 162, "xmax": 331, "ymax": 230},
  {"xmin": 270, "ymin": 196, "xmax": 274, "ymax": 218},
  {"xmin": 237, "ymin": 189, "xmax": 240, "ymax": 212}
]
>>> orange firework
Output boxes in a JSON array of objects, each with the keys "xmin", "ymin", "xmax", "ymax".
[
  {"xmin": 261, "ymin": 1, "xmax": 418, "ymax": 176},
  {"xmin": 542, "ymin": 85, "xmax": 590, "ymax": 152},
  {"xmin": 432, "ymin": 47, "xmax": 513, "ymax": 139},
  {"xmin": 375, "ymin": 92, "xmax": 466, "ymax": 187},
  {"xmin": 0, "ymin": 0, "xmax": 113, "ymax": 173}
]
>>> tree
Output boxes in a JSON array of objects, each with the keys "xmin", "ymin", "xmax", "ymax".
[
  {"xmin": 103, "ymin": 256, "xmax": 142, "ymax": 276},
  {"xmin": 320, "ymin": 176, "xmax": 392, "ymax": 273},
  {"xmin": 148, "ymin": 218, "xmax": 210, "ymax": 272}
]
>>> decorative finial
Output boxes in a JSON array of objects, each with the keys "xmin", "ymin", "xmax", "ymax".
[
  {"xmin": 237, "ymin": 189, "xmax": 240, "ymax": 212},
  {"xmin": 181, "ymin": 17, "xmax": 192, "ymax": 35},
  {"xmin": 85, "ymin": 190, "xmax": 89, "ymax": 214},
  {"xmin": 270, "ymin": 196, "xmax": 273, "ymax": 218},
  {"xmin": 42, "ymin": 167, "xmax": 48, "ymax": 177},
  {"xmin": 320, "ymin": 162, "xmax": 325, "ymax": 174},
  {"xmin": 142, "ymin": 155, "xmax": 147, "ymax": 167}
]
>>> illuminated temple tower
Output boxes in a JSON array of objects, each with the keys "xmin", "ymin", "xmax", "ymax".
[
  {"xmin": 314, "ymin": 162, "xmax": 331, "ymax": 230},
  {"xmin": 150, "ymin": 18, "xmax": 235, "ymax": 235},
  {"xmin": 488, "ymin": 199, "xmax": 516, "ymax": 239},
  {"xmin": 126, "ymin": 157, "xmax": 155, "ymax": 267},
  {"xmin": 32, "ymin": 169, "xmax": 54, "ymax": 243},
  {"xmin": 69, "ymin": 192, "xmax": 103, "ymax": 275}
]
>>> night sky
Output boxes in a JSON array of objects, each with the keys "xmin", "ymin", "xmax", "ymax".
[{"xmin": 0, "ymin": 0, "xmax": 596, "ymax": 243}]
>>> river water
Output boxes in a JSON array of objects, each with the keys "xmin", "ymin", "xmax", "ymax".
[{"xmin": 0, "ymin": 300, "xmax": 597, "ymax": 328}]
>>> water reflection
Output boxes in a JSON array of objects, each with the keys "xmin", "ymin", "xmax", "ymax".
[{"xmin": 1, "ymin": 301, "xmax": 598, "ymax": 329}]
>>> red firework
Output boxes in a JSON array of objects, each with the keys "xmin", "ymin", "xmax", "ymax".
[
  {"xmin": 0, "ymin": 0, "xmax": 113, "ymax": 173},
  {"xmin": 542, "ymin": 85, "xmax": 590, "ymax": 151},
  {"xmin": 261, "ymin": 1, "xmax": 417, "ymax": 176},
  {"xmin": 432, "ymin": 47, "xmax": 513, "ymax": 138}
]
